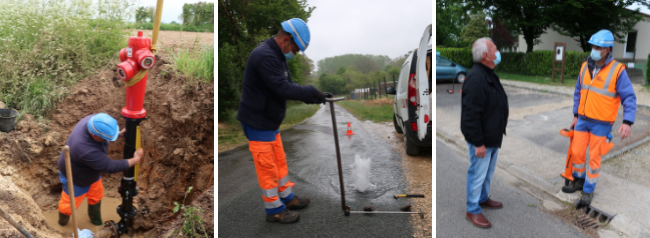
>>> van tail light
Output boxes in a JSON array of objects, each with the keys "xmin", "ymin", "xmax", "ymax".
[
  {"xmin": 408, "ymin": 73, "xmax": 417, "ymax": 106},
  {"xmin": 411, "ymin": 122, "xmax": 417, "ymax": 131}
]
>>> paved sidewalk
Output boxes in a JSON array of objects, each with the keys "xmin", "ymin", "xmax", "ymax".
[{"xmin": 437, "ymin": 80, "xmax": 650, "ymax": 238}]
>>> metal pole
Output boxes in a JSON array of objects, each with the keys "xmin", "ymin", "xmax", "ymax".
[
  {"xmin": 384, "ymin": 76, "xmax": 388, "ymax": 98},
  {"xmin": 327, "ymin": 97, "xmax": 348, "ymax": 213}
]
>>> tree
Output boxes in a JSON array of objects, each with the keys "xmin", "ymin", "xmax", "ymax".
[
  {"xmin": 437, "ymin": 0, "xmax": 470, "ymax": 47},
  {"xmin": 468, "ymin": 0, "xmax": 554, "ymax": 53},
  {"xmin": 460, "ymin": 12, "xmax": 489, "ymax": 47},
  {"xmin": 318, "ymin": 73, "xmax": 346, "ymax": 94},
  {"xmin": 549, "ymin": 0, "xmax": 649, "ymax": 52},
  {"xmin": 336, "ymin": 66, "xmax": 346, "ymax": 75},
  {"xmin": 490, "ymin": 17, "xmax": 516, "ymax": 50},
  {"xmin": 353, "ymin": 56, "xmax": 379, "ymax": 73},
  {"xmin": 135, "ymin": 6, "xmax": 155, "ymax": 23},
  {"xmin": 180, "ymin": 2, "xmax": 215, "ymax": 26}
]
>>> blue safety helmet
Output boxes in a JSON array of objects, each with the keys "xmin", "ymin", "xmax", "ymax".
[
  {"xmin": 588, "ymin": 30, "xmax": 614, "ymax": 48},
  {"xmin": 281, "ymin": 18, "xmax": 311, "ymax": 52},
  {"xmin": 87, "ymin": 113, "xmax": 119, "ymax": 141}
]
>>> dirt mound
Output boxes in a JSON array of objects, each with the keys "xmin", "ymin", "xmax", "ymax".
[
  {"xmin": 0, "ymin": 52, "xmax": 214, "ymax": 236},
  {"xmin": 162, "ymin": 185, "xmax": 214, "ymax": 237}
]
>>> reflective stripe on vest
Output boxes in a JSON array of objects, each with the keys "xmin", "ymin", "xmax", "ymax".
[{"xmin": 578, "ymin": 60, "xmax": 623, "ymax": 122}]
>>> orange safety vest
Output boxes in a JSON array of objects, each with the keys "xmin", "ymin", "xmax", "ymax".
[{"xmin": 577, "ymin": 60, "xmax": 624, "ymax": 123}]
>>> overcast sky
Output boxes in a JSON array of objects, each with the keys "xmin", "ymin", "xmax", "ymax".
[
  {"xmin": 305, "ymin": 0, "xmax": 432, "ymax": 71},
  {"xmin": 135, "ymin": 0, "xmax": 214, "ymax": 24}
]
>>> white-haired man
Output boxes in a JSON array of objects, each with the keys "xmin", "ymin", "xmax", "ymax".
[{"xmin": 460, "ymin": 37, "xmax": 509, "ymax": 228}]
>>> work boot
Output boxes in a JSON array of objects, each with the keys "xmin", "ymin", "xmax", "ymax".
[
  {"xmin": 58, "ymin": 212, "xmax": 69, "ymax": 226},
  {"xmin": 88, "ymin": 201, "xmax": 103, "ymax": 226},
  {"xmin": 561, "ymin": 178, "xmax": 584, "ymax": 193},
  {"xmin": 285, "ymin": 196, "xmax": 310, "ymax": 210},
  {"xmin": 266, "ymin": 209, "xmax": 300, "ymax": 223},
  {"xmin": 577, "ymin": 192, "xmax": 594, "ymax": 209}
]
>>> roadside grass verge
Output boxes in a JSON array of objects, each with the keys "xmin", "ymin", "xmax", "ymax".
[
  {"xmin": 0, "ymin": 0, "xmax": 135, "ymax": 120},
  {"xmin": 337, "ymin": 98, "xmax": 393, "ymax": 123},
  {"xmin": 218, "ymin": 102, "xmax": 319, "ymax": 153},
  {"xmin": 172, "ymin": 44, "xmax": 214, "ymax": 84},
  {"xmin": 496, "ymin": 72, "xmax": 577, "ymax": 87}
]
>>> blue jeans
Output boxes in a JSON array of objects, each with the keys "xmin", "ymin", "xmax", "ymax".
[{"xmin": 466, "ymin": 143, "xmax": 499, "ymax": 214}]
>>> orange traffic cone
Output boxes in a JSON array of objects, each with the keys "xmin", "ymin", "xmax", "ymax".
[{"xmin": 345, "ymin": 122, "xmax": 355, "ymax": 135}]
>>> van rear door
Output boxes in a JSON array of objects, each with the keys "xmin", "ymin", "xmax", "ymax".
[{"xmin": 416, "ymin": 24, "xmax": 432, "ymax": 140}]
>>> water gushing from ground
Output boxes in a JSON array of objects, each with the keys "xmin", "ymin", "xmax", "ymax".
[{"xmin": 352, "ymin": 154, "xmax": 373, "ymax": 192}]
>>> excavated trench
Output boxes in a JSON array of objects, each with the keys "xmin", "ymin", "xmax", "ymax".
[{"xmin": 0, "ymin": 55, "xmax": 214, "ymax": 237}]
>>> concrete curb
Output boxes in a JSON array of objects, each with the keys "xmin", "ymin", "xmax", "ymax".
[
  {"xmin": 436, "ymin": 126, "xmax": 645, "ymax": 237},
  {"xmin": 602, "ymin": 135, "xmax": 650, "ymax": 163}
]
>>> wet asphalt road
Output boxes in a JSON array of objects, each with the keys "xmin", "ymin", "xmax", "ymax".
[
  {"xmin": 436, "ymin": 139, "xmax": 585, "ymax": 237},
  {"xmin": 218, "ymin": 103, "xmax": 415, "ymax": 237}
]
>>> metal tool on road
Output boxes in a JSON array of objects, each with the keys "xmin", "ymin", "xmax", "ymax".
[
  {"xmin": 326, "ymin": 97, "xmax": 425, "ymax": 219},
  {"xmin": 349, "ymin": 208, "xmax": 425, "ymax": 219},
  {"xmin": 394, "ymin": 194, "xmax": 425, "ymax": 199}
]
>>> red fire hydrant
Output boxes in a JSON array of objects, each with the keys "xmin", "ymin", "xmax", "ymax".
[{"xmin": 116, "ymin": 31, "xmax": 155, "ymax": 119}]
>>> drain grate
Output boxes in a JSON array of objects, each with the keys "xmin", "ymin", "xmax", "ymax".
[{"xmin": 572, "ymin": 200, "xmax": 616, "ymax": 229}]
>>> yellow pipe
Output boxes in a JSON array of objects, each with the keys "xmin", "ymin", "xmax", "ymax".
[
  {"xmin": 151, "ymin": 0, "xmax": 164, "ymax": 53},
  {"xmin": 135, "ymin": 126, "xmax": 141, "ymax": 182}
]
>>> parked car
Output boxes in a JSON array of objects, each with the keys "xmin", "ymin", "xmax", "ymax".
[
  {"xmin": 386, "ymin": 24, "xmax": 432, "ymax": 155},
  {"xmin": 436, "ymin": 54, "xmax": 467, "ymax": 83}
]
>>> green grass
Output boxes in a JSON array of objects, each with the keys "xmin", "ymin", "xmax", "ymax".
[
  {"xmin": 172, "ymin": 44, "xmax": 214, "ymax": 84},
  {"xmin": 218, "ymin": 102, "xmax": 320, "ymax": 153},
  {"xmin": 336, "ymin": 99, "xmax": 393, "ymax": 123},
  {"xmin": 133, "ymin": 22, "xmax": 213, "ymax": 33},
  {"xmin": 0, "ymin": 0, "xmax": 134, "ymax": 120},
  {"xmin": 496, "ymin": 72, "xmax": 578, "ymax": 87}
]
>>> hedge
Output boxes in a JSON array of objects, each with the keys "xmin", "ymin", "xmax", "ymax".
[
  {"xmin": 438, "ymin": 48, "xmax": 590, "ymax": 78},
  {"xmin": 647, "ymin": 53, "xmax": 650, "ymax": 83}
]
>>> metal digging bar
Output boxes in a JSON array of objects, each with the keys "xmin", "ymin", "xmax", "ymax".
[{"xmin": 326, "ymin": 98, "xmax": 425, "ymax": 219}]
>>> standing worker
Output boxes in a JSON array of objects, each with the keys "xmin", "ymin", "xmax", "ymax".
[
  {"xmin": 461, "ymin": 37, "xmax": 509, "ymax": 228},
  {"xmin": 237, "ymin": 18, "xmax": 330, "ymax": 223},
  {"xmin": 562, "ymin": 29, "xmax": 637, "ymax": 207},
  {"xmin": 57, "ymin": 113, "xmax": 144, "ymax": 226}
]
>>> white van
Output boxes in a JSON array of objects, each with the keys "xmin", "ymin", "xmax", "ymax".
[{"xmin": 387, "ymin": 24, "xmax": 432, "ymax": 155}]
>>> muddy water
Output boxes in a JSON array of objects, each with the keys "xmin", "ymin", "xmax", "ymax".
[{"xmin": 43, "ymin": 197, "xmax": 141, "ymax": 236}]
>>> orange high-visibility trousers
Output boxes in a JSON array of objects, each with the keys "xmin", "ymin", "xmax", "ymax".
[
  {"xmin": 571, "ymin": 119, "xmax": 612, "ymax": 193},
  {"xmin": 58, "ymin": 178, "xmax": 104, "ymax": 215},
  {"xmin": 249, "ymin": 133, "xmax": 295, "ymax": 215}
]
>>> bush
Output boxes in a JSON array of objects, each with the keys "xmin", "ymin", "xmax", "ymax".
[
  {"xmin": 647, "ymin": 53, "xmax": 650, "ymax": 83},
  {"xmin": 438, "ymin": 48, "xmax": 590, "ymax": 78},
  {"xmin": 0, "ymin": 0, "xmax": 134, "ymax": 118},
  {"xmin": 436, "ymin": 48, "xmax": 474, "ymax": 69}
]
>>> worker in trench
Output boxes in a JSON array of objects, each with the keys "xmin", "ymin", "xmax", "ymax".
[
  {"xmin": 57, "ymin": 113, "xmax": 144, "ymax": 226},
  {"xmin": 237, "ymin": 18, "xmax": 331, "ymax": 223},
  {"xmin": 562, "ymin": 29, "xmax": 637, "ymax": 207}
]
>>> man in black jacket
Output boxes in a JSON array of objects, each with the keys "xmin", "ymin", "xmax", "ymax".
[
  {"xmin": 237, "ymin": 18, "xmax": 329, "ymax": 224},
  {"xmin": 460, "ymin": 37, "xmax": 509, "ymax": 228}
]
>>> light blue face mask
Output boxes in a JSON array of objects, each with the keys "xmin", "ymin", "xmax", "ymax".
[
  {"xmin": 283, "ymin": 41, "xmax": 296, "ymax": 61},
  {"xmin": 493, "ymin": 51, "xmax": 501, "ymax": 65},
  {"xmin": 591, "ymin": 49, "xmax": 602, "ymax": 61},
  {"xmin": 284, "ymin": 51, "xmax": 295, "ymax": 61}
]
